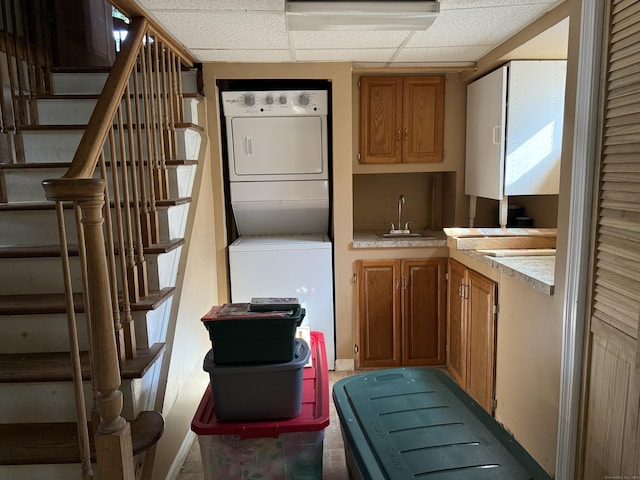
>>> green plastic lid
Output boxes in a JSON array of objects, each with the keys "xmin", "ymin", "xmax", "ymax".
[{"xmin": 332, "ymin": 368, "xmax": 552, "ymax": 480}]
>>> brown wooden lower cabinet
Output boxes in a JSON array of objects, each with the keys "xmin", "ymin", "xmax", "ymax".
[
  {"xmin": 356, "ymin": 258, "xmax": 446, "ymax": 368},
  {"xmin": 447, "ymin": 258, "xmax": 498, "ymax": 414}
]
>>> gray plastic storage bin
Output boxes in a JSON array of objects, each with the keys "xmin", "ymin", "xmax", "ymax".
[{"xmin": 203, "ymin": 338, "xmax": 310, "ymax": 421}]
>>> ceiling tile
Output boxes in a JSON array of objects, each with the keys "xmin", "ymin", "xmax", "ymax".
[
  {"xmin": 150, "ymin": 10, "xmax": 289, "ymax": 49},
  {"xmin": 139, "ymin": 0, "xmax": 283, "ymax": 11},
  {"xmin": 408, "ymin": 4, "xmax": 553, "ymax": 48},
  {"xmin": 394, "ymin": 45, "xmax": 493, "ymax": 63},
  {"xmin": 440, "ymin": 0, "xmax": 557, "ymax": 8},
  {"xmin": 192, "ymin": 49, "xmax": 293, "ymax": 62},
  {"xmin": 291, "ymin": 31, "xmax": 411, "ymax": 50},
  {"xmin": 295, "ymin": 49, "xmax": 398, "ymax": 63}
]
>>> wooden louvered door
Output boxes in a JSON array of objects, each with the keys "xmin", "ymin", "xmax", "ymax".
[{"xmin": 579, "ymin": 0, "xmax": 640, "ymax": 477}]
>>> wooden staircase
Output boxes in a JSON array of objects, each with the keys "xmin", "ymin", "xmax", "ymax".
[{"xmin": 0, "ymin": 22, "xmax": 203, "ymax": 478}]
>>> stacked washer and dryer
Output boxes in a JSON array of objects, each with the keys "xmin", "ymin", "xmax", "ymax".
[{"xmin": 221, "ymin": 89, "xmax": 335, "ymax": 369}]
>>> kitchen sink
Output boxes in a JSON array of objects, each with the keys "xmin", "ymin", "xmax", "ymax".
[{"xmin": 378, "ymin": 232, "xmax": 435, "ymax": 239}]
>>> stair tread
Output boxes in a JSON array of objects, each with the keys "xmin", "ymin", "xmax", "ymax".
[
  {"xmin": 21, "ymin": 122, "xmax": 204, "ymax": 132},
  {"xmin": 0, "ymin": 159, "xmax": 197, "ymax": 170},
  {"xmin": 0, "ymin": 197, "xmax": 192, "ymax": 211},
  {"xmin": 0, "ymin": 410, "xmax": 164, "ymax": 464},
  {"xmin": 37, "ymin": 92, "xmax": 203, "ymax": 100},
  {"xmin": 0, "ymin": 287, "xmax": 175, "ymax": 315},
  {"xmin": 0, "ymin": 238, "xmax": 185, "ymax": 258},
  {"xmin": 0, "ymin": 343, "xmax": 166, "ymax": 382}
]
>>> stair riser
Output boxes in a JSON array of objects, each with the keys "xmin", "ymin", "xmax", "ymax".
[
  {"xmin": 0, "ymin": 307, "xmax": 166, "ymax": 354},
  {"xmin": 50, "ymin": 70, "xmax": 199, "ymax": 96},
  {"xmin": 0, "ymin": 463, "xmax": 96, "ymax": 480},
  {"xmin": 0, "ymin": 247, "xmax": 181, "ymax": 295},
  {"xmin": 0, "ymin": 203, "xmax": 190, "ymax": 245},
  {"xmin": 21, "ymin": 127, "xmax": 201, "ymax": 164},
  {"xmin": 0, "ymin": 358, "xmax": 164, "ymax": 423},
  {"xmin": 2, "ymin": 164, "xmax": 196, "ymax": 202},
  {"xmin": 36, "ymin": 97, "xmax": 200, "ymax": 126}
]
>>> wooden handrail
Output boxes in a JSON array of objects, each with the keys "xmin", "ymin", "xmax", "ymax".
[{"xmin": 63, "ymin": 17, "xmax": 147, "ymax": 180}]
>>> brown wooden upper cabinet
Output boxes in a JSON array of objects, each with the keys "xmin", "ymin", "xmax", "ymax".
[
  {"xmin": 356, "ymin": 258, "xmax": 446, "ymax": 368},
  {"xmin": 359, "ymin": 75, "xmax": 445, "ymax": 164}
]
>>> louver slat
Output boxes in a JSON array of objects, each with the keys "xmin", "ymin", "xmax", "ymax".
[{"xmin": 594, "ymin": 0, "xmax": 640, "ymax": 341}]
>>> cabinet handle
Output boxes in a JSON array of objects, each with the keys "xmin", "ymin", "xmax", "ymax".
[
  {"xmin": 402, "ymin": 275, "xmax": 408, "ymax": 290},
  {"xmin": 396, "ymin": 275, "xmax": 402, "ymax": 290},
  {"xmin": 492, "ymin": 126, "xmax": 501, "ymax": 145},
  {"xmin": 396, "ymin": 128, "xmax": 401, "ymax": 141},
  {"xmin": 404, "ymin": 127, "xmax": 408, "ymax": 141}
]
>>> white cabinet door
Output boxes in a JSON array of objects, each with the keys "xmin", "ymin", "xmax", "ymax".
[
  {"xmin": 504, "ymin": 61, "xmax": 566, "ymax": 196},
  {"xmin": 464, "ymin": 66, "xmax": 507, "ymax": 200}
]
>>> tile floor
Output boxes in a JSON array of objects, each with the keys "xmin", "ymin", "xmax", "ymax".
[{"xmin": 176, "ymin": 370, "xmax": 357, "ymax": 480}]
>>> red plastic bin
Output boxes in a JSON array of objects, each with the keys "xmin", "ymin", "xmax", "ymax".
[{"xmin": 191, "ymin": 331, "xmax": 329, "ymax": 480}]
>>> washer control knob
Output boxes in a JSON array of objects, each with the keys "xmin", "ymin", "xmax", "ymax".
[
  {"xmin": 265, "ymin": 95, "xmax": 273, "ymax": 105},
  {"xmin": 244, "ymin": 94, "xmax": 255, "ymax": 106},
  {"xmin": 279, "ymin": 95, "xmax": 287, "ymax": 105},
  {"xmin": 298, "ymin": 94, "xmax": 310, "ymax": 106}
]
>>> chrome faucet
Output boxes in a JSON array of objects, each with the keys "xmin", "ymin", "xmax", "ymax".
[
  {"xmin": 397, "ymin": 194, "xmax": 405, "ymax": 231},
  {"xmin": 387, "ymin": 194, "xmax": 411, "ymax": 233}
]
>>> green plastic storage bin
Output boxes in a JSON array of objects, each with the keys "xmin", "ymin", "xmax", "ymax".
[
  {"xmin": 202, "ymin": 306, "xmax": 305, "ymax": 364},
  {"xmin": 333, "ymin": 368, "xmax": 553, "ymax": 480}
]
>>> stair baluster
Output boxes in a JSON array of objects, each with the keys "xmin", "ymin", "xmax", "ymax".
[
  {"xmin": 123, "ymin": 82, "xmax": 150, "ymax": 301},
  {"xmin": 152, "ymin": 38, "xmax": 170, "ymax": 200},
  {"xmin": 55, "ymin": 200, "xmax": 93, "ymax": 480},
  {"xmin": 139, "ymin": 41, "xmax": 161, "ymax": 245}
]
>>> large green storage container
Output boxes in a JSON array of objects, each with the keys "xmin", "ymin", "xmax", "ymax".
[{"xmin": 333, "ymin": 368, "xmax": 552, "ymax": 480}]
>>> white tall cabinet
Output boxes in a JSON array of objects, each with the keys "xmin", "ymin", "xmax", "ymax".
[{"xmin": 465, "ymin": 61, "xmax": 567, "ymax": 227}]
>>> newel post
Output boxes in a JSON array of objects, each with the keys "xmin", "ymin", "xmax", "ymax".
[{"xmin": 43, "ymin": 178, "xmax": 135, "ymax": 480}]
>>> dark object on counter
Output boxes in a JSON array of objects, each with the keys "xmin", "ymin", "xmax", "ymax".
[
  {"xmin": 507, "ymin": 204, "xmax": 525, "ymax": 226},
  {"xmin": 513, "ymin": 216, "xmax": 534, "ymax": 227},
  {"xmin": 333, "ymin": 368, "xmax": 552, "ymax": 480}
]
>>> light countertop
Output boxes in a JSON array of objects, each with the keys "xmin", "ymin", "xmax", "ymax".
[
  {"xmin": 352, "ymin": 230, "xmax": 448, "ymax": 248},
  {"xmin": 455, "ymin": 249, "xmax": 555, "ymax": 295}
]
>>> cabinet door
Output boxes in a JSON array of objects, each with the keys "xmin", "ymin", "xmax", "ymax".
[
  {"xmin": 403, "ymin": 76, "xmax": 445, "ymax": 163},
  {"xmin": 356, "ymin": 260, "xmax": 402, "ymax": 367},
  {"xmin": 466, "ymin": 269, "xmax": 497, "ymax": 413},
  {"xmin": 464, "ymin": 66, "xmax": 507, "ymax": 200},
  {"xmin": 359, "ymin": 77, "xmax": 402, "ymax": 164},
  {"xmin": 447, "ymin": 259, "xmax": 467, "ymax": 385},
  {"xmin": 402, "ymin": 259, "xmax": 446, "ymax": 366}
]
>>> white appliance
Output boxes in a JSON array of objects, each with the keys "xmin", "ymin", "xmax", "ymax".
[
  {"xmin": 228, "ymin": 234, "xmax": 335, "ymax": 369},
  {"xmin": 464, "ymin": 60, "xmax": 567, "ymax": 227},
  {"xmin": 222, "ymin": 90, "xmax": 330, "ymax": 236},
  {"xmin": 222, "ymin": 89, "xmax": 335, "ymax": 369}
]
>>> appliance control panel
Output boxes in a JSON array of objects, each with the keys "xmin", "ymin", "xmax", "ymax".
[{"xmin": 222, "ymin": 90, "xmax": 328, "ymax": 116}]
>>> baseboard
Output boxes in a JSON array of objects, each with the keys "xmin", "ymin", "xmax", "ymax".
[{"xmin": 335, "ymin": 358, "xmax": 354, "ymax": 371}]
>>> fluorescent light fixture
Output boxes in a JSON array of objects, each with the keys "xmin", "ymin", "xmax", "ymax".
[{"xmin": 285, "ymin": 0, "xmax": 440, "ymax": 31}]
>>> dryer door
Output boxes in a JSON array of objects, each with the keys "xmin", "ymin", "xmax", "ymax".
[{"xmin": 227, "ymin": 115, "xmax": 328, "ymax": 182}]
